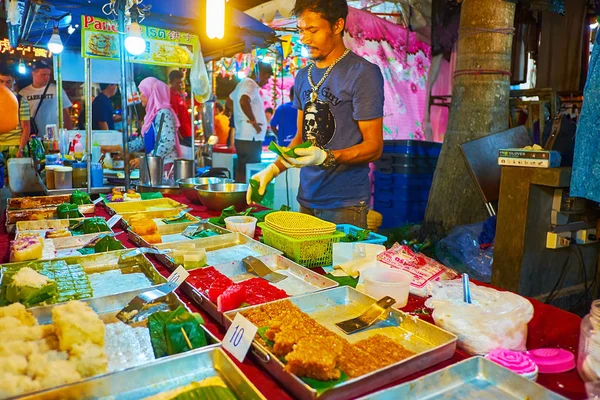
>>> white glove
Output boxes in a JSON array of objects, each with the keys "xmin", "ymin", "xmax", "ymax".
[
  {"xmin": 246, "ymin": 163, "xmax": 280, "ymax": 204},
  {"xmin": 283, "ymin": 146, "xmax": 327, "ymax": 167}
]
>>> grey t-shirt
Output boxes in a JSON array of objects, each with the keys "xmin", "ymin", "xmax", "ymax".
[
  {"xmin": 293, "ymin": 51, "xmax": 384, "ymax": 209},
  {"xmin": 19, "ymin": 84, "xmax": 72, "ymax": 133}
]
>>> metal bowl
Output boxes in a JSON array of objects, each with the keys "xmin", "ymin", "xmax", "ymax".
[
  {"xmin": 194, "ymin": 183, "xmax": 249, "ymax": 211},
  {"xmin": 177, "ymin": 177, "xmax": 232, "ymax": 204}
]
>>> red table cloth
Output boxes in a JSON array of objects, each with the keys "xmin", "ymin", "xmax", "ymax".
[{"xmin": 0, "ymin": 193, "xmax": 586, "ymax": 399}]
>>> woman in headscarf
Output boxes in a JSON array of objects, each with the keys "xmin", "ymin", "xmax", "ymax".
[{"xmin": 129, "ymin": 77, "xmax": 181, "ymax": 171}]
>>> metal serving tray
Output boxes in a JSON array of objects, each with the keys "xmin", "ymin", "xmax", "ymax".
[
  {"xmin": 153, "ymin": 232, "xmax": 283, "ymax": 271},
  {"xmin": 6, "ymin": 204, "xmax": 96, "ymax": 232},
  {"xmin": 8, "ymin": 194, "xmax": 71, "ymax": 209},
  {"xmin": 14, "ymin": 289, "xmax": 221, "ymax": 400},
  {"xmin": 359, "ymin": 357, "xmax": 567, "ymax": 400},
  {"xmin": 128, "ymin": 221, "xmax": 230, "ymax": 248},
  {"xmin": 105, "ymin": 198, "xmax": 186, "ymax": 216},
  {"xmin": 119, "ymin": 209, "xmax": 200, "ymax": 230},
  {"xmin": 184, "ymin": 254, "xmax": 338, "ymax": 325},
  {"xmin": 16, "ymin": 217, "xmax": 90, "ymax": 238},
  {"xmin": 18, "ymin": 348, "xmax": 263, "ymax": 400},
  {"xmin": 0, "ymin": 249, "xmax": 166, "ymax": 307},
  {"xmin": 225, "ymin": 286, "xmax": 458, "ymax": 400}
]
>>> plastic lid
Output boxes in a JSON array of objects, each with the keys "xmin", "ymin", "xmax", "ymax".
[
  {"xmin": 54, "ymin": 166, "xmax": 73, "ymax": 172},
  {"xmin": 45, "ymin": 165, "xmax": 57, "ymax": 170},
  {"xmin": 526, "ymin": 348, "xmax": 575, "ymax": 374},
  {"xmin": 72, "ymin": 162, "xmax": 87, "ymax": 168}
]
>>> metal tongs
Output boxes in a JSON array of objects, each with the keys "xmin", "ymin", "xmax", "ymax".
[
  {"xmin": 118, "ymin": 247, "xmax": 173, "ymax": 263},
  {"xmin": 242, "ymin": 256, "xmax": 288, "ymax": 284},
  {"xmin": 161, "ymin": 208, "xmax": 192, "ymax": 224},
  {"xmin": 116, "ymin": 280, "xmax": 178, "ymax": 324},
  {"xmin": 335, "ymin": 296, "xmax": 397, "ymax": 335}
]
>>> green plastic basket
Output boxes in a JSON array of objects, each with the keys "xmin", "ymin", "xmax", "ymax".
[{"xmin": 258, "ymin": 222, "xmax": 346, "ymax": 268}]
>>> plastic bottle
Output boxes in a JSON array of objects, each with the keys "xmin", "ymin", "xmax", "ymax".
[
  {"xmin": 92, "ymin": 140, "xmax": 101, "ymax": 163},
  {"xmin": 24, "ymin": 135, "xmax": 46, "ymax": 171},
  {"xmin": 104, "ymin": 152, "xmax": 113, "ymax": 169},
  {"xmin": 579, "ymin": 300, "xmax": 600, "ymax": 381},
  {"xmin": 74, "ymin": 141, "xmax": 84, "ymax": 160}
]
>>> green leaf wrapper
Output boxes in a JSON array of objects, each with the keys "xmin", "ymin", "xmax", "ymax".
[
  {"xmin": 268, "ymin": 141, "xmax": 312, "ymax": 159},
  {"xmin": 249, "ymin": 179, "xmax": 264, "ymax": 203},
  {"xmin": 149, "ymin": 306, "xmax": 207, "ymax": 358}
]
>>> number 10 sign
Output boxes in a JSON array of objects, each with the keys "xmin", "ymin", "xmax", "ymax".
[{"xmin": 223, "ymin": 313, "xmax": 258, "ymax": 362}]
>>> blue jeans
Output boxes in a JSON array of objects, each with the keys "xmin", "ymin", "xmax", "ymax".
[{"xmin": 300, "ymin": 202, "xmax": 368, "ymax": 228}]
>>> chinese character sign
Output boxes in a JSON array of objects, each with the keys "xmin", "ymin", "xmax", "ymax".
[
  {"xmin": 0, "ymin": 38, "xmax": 51, "ymax": 58},
  {"xmin": 81, "ymin": 15, "xmax": 197, "ymax": 68}
]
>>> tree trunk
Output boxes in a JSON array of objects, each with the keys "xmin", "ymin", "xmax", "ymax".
[{"xmin": 422, "ymin": 0, "xmax": 516, "ymax": 236}]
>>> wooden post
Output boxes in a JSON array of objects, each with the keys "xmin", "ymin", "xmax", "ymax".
[{"xmin": 423, "ymin": 0, "xmax": 516, "ymax": 235}]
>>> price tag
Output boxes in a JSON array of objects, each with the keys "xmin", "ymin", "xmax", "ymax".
[
  {"xmin": 222, "ymin": 313, "xmax": 258, "ymax": 362},
  {"xmin": 107, "ymin": 214, "xmax": 122, "ymax": 228},
  {"xmin": 92, "ymin": 197, "xmax": 104, "ymax": 205},
  {"xmin": 167, "ymin": 265, "xmax": 190, "ymax": 288},
  {"xmin": 182, "ymin": 224, "xmax": 199, "ymax": 237}
]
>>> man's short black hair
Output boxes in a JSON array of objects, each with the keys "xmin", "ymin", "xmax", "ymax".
[
  {"xmin": 32, "ymin": 60, "xmax": 51, "ymax": 70},
  {"xmin": 99, "ymin": 83, "xmax": 114, "ymax": 91},
  {"xmin": 257, "ymin": 62, "xmax": 273, "ymax": 75},
  {"xmin": 289, "ymin": 85, "xmax": 294, "ymax": 101},
  {"xmin": 292, "ymin": 0, "xmax": 348, "ymax": 34},
  {"xmin": 266, "ymin": 107, "xmax": 274, "ymax": 114},
  {"xmin": 214, "ymin": 102, "xmax": 224, "ymax": 113},
  {"xmin": 0, "ymin": 66, "xmax": 15, "ymax": 78},
  {"xmin": 169, "ymin": 69, "xmax": 184, "ymax": 83}
]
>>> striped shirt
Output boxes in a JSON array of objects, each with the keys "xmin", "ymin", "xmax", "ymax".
[{"xmin": 1, "ymin": 97, "xmax": 30, "ymax": 146}]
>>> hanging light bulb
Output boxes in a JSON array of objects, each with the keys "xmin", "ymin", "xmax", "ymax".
[
  {"xmin": 237, "ymin": 70, "xmax": 247, "ymax": 79},
  {"xmin": 206, "ymin": 0, "xmax": 225, "ymax": 39},
  {"xmin": 125, "ymin": 21, "xmax": 146, "ymax": 56},
  {"xmin": 17, "ymin": 60, "xmax": 26, "ymax": 75},
  {"xmin": 47, "ymin": 26, "xmax": 64, "ymax": 54}
]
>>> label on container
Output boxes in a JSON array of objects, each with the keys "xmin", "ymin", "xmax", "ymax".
[
  {"xmin": 167, "ymin": 265, "xmax": 190, "ymax": 288},
  {"xmin": 93, "ymin": 197, "xmax": 104, "ymax": 205},
  {"xmin": 223, "ymin": 313, "xmax": 258, "ymax": 363},
  {"xmin": 107, "ymin": 214, "xmax": 122, "ymax": 228}
]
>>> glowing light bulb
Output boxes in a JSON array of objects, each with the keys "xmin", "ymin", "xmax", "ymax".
[
  {"xmin": 17, "ymin": 60, "xmax": 26, "ymax": 75},
  {"xmin": 206, "ymin": 0, "xmax": 225, "ymax": 39},
  {"xmin": 125, "ymin": 22, "xmax": 146, "ymax": 56},
  {"xmin": 237, "ymin": 70, "xmax": 247, "ymax": 79},
  {"xmin": 47, "ymin": 27, "xmax": 64, "ymax": 54}
]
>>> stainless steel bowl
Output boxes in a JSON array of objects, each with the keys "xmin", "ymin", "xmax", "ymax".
[
  {"xmin": 177, "ymin": 177, "xmax": 232, "ymax": 204},
  {"xmin": 194, "ymin": 183, "xmax": 249, "ymax": 211}
]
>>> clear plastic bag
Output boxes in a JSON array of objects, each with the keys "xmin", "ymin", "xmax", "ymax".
[
  {"xmin": 190, "ymin": 41, "xmax": 211, "ymax": 103},
  {"xmin": 436, "ymin": 220, "xmax": 495, "ymax": 283},
  {"xmin": 425, "ymin": 280, "xmax": 534, "ymax": 355}
]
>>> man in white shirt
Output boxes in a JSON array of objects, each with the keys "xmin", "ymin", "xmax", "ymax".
[
  {"xmin": 229, "ymin": 62, "xmax": 273, "ymax": 182},
  {"xmin": 19, "ymin": 60, "xmax": 73, "ymax": 135}
]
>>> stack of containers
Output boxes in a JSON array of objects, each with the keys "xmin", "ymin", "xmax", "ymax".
[{"xmin": 373, "ymin": 140, "xmax": 442, "ymax": 229}]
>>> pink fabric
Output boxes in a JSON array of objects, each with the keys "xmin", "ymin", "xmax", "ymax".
[
  {"xmin": 139, "ymin": 77, "xmax": 181, "ymax": 136},
  {"xmin": 344, "ymin": 7, "xmax": 434, "ymax": 140}
]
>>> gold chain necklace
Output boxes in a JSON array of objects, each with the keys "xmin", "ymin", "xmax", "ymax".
[{"xmin": 307, "ymin": 48, "xmax": 350, "ymax": 102}]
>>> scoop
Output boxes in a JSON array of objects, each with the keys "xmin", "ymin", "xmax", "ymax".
[
  {"xmin": 335, "ymin": 296, "xmax": 397, "ymax": 335},
  {"xmin": 242, "ymin": 256, "xmax": 288, "ymax": 284}
]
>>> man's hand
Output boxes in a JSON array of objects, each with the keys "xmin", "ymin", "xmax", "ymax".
[
  {"xmin": 249, "ymin": 120, "xmax": 263, "ymax": 134},
  {"xmin": 246, "ymin": 163, "xmax": 280, "ymax": 204},
  {"xmin": 283, "ymin": 146, "xmax": 327, "ymax": 168},
  {"xmin": 16, "ymin": 149, "xmax": 23, "ymax": 158},
  {"xmin": 129, "ymin": 158, "xmax": 141, "ymax": 169}
]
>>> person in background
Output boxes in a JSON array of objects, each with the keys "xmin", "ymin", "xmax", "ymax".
[
  {"xmin": 229, "ymin": 62, "xmax": 273, "ymax": 182},
  {"xmin": 213, "ymin": 102, "xmax": 230, "ymax": 146},
  {"xmin": 129, "ymin": 77, "xmax": 180, "ymax": 172},
  {"xmin": 92, "ymin": 83, "xmax": 117, "ymax": 130},
  {"xmin": 0, "ymin": 67, "xmax": 30, "ymax": 159},
  {"xmin": 270, "ymin": 86, "xmax": 298, "ymax": 147},
  {"xmin": 20, "ymin": 60, "xmax": 73, "ymax": 133},
  {"xmin": 263, "ymin": 107, "xmax": 277, "ymax": 146},
  {"xmin": 168, "ymin": 69, "xmax": 192, "ymax": 147}
]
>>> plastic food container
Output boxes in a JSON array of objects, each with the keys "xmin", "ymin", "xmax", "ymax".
[
  {"xmin": 224, "ymin": 216, "xmax": 257, "ymax": 238},
  {"xmin": 45, "ymin": 153, "xmax": 60, "ymax": 166},
  {"xmin": 579, "ymin": 300, "xmax": 600, "ymax": 381},
  {"xmin": 91, "ymin": 163, "xmax": 103, "ymax": 187},
  {"xmin": 72, "ymin": 162, "xmax": 87, "ymax": 188},
  {"xmin": 45, "ymin": 165, "xmax": 56, "ymax": 190},
  {"xmin": 54, "ymin": 166, "xmax": 73, "ymax": 190},
  {"xmin": 362, "ymin": 267, "xmax": 413, "ymax": 308}
]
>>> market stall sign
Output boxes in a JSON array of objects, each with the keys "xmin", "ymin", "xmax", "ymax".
[
  {"xmin": 0, "ymin": 39, "xmax": 51, "ymax": 58},
  {"xmin": 81, "ymin": 15, "xmax": 197, "ymax": 68}
]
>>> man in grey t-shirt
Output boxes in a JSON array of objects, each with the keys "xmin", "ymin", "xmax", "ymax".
[
  {"xmin": 19, "ymin": 60, "xmax": 73, "ymax": 134},
  {"xmin": 246, "ymin": 0, "xmax": 384, "ymax": 228}
]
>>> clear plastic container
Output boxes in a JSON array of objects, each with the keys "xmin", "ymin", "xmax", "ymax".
[
  {"xmin": 224, "ymin": 216, "xmax": 257, "ymax": 238},
  {"xmin": 578, "ymin": 300, "xmax": 600, "ymax": 381},
  {"xmin": 72, "ymin": 162, "xmax": 87, "ymax": 188},
  {"xmin": 54, "ymin": 166, "xmax": 73, "ymax": 190},
  {"xmin": 45, "ymin": 165, "xmax": 56, "ymax": 190},
  {"xmin": 362, "ymin": 267, "xmax": 413, "ymax": 307}
]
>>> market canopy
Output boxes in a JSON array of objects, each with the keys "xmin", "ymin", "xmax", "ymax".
[{"xmin": 17, "ymin": 0, "xmax": 278, "ymax": 59}]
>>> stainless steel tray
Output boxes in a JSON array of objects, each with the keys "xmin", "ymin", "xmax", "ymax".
[
  {"xmin": 6, "ymin": 204, "xmax": 96, "ymax": 233},
  {"xmin": 153, "ymin": 232, "xmax": 283, "ymax": 270},
  {"xmin": 359, "ymin": 357, "xmax": 567, "ymax": 400},
  {"xmin": 0, "ymin": 249, "xmax": 166, "ymax": 307},
  {"xmin": 128, "ymin": 221, "xmax": 230, "ymax": 248},
  {"xmin": 19, "ymin": 348, "xmax": 263, "ymax": 400},
  {"xmin": 184, "ymin": 254, "xmax": 338, "ymax": 325},
  {"xmin": 105, "ymin": 197, "xmax": 186, "ymax": 216},
  {"xmin": 225, "ymin": 286, "xmax": 458, "ymax": 400},
  {"xmin": 15, "ymin": 289, "xmax": 222, "ymax": 400},
  {"xmin": 8, "ymin": 194, "xmax": 71, "ymax": 209},
  {"xmin": 15, "ymin": 217, "xmax": 111, "ymax": 239},
  {"xmin": 119, "ymin": 210, "xmax": 200, "ymax": 231}
]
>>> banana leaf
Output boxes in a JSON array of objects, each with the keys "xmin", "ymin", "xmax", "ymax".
[
  {"xmin": 172, "ymin": 386, "xmax": 238, "ymax": 400},
  {"xmin": 208, "ymin": 206, "xmax": 254, "ymax": 227},
  {"xmin": 340, "ymin": 229, "xmax": 372, "ymax": 242},
  {"xmin": 5, "ymin": 278, "xmax": 58, "ymax": 307},
  {"xmin": 249, "ymin": 179, "xmax": 264, "ymax": 203},
  {"xmin": 70, "ymin": 190, "xmax": 91, "ymax": 205},
  {"xmin": 149, "ymin": 306, "xmax": 207, "ymax": 358},
  {"xmin": 268, "ymin": 141, "xmax": 312, "ymax": 159}
]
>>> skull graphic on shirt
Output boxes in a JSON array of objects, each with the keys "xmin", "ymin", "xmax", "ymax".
[{"xmin": 302, "ymin": 99, "xmax": 336, "ymax": 147}]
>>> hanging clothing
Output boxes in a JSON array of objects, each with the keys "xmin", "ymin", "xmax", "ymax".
[{"xmin": 570, "ymin": 34, "xmax": 600, "ymax": 202}]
